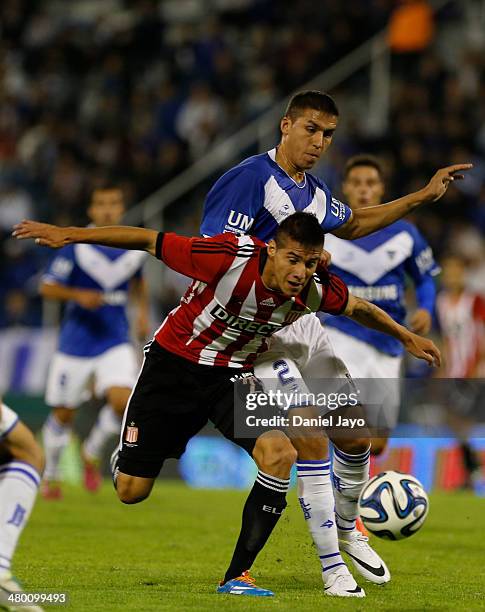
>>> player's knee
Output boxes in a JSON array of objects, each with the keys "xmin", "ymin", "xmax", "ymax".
[
  {"xmin": 116, "ymin": 475, "xmax": 152, "ymax": 505},
  {"xmin": 52, "ymin": 407, "xmax": 76, "ymax": 425},
  {"xmin": 4, "ymin": 422, "xmax": 45, "ymax": 474},
  {"xmin": 27, "ymin": 440, "xmax": 45, "ymax": 475},
  {"xmin": 117, "ymin": 485, "xmax": 148, "ymax": 505},
  {"xmin": 106, "ymin": 388, "xmax": 131, "ymax": 417},
  {"xmin": 335, "ymin": 437, "xmax": 370, "ymax": 454},
  {"xmin": 253, "ymin": 432, "xmax": 297, "ymax": 475},
  {"xmin": 293, "ymin": 435, "xmax": 328, "ymax": 460}
]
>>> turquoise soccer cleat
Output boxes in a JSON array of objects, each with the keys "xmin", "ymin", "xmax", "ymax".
[{"xmin": 217, "ymin": 571, "xmax": 274, "ymax": 596}]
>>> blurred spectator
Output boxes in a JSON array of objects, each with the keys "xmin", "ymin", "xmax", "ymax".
[
  {"xmin": 175, "ymin": 82, "xmax": 225, "ymax": 159},
  {"xmin": 388, "ymin": 0, "xmax": 435, "ymax": 53}
]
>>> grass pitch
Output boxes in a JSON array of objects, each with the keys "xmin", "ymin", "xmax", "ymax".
[{"xmin": 15, "ymin": 481, "xmax": 485, "ymax": 611}]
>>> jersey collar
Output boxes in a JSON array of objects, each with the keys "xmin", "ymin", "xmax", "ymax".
[{"xmin": 267, "ymin": 148, "xmax": 307, "ymax": 189}]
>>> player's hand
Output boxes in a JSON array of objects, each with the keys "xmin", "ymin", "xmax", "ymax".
[
  {"xmin": 320, "ymin": 249, "xmax": 332, "ymax": 267},
  {"xmin": 75, "ymin": 289, "xmax": 105, "ymax": 310},
  {"xmin": 410, "ymin": 308, "xmax": 432, "ymax": 335},
  {"xmin": 421, "ymin": 164, "xmax": 473, "ymax": 203},
  {"xmin": 402, "ymin": 332, "xmax": 441, "ymax": 367},
  {"xmin": 12, "ymin": 220, "xmax": 69, "ymax": 248}
]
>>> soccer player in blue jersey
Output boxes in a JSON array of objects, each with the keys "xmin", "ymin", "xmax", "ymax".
[
  {"xmin": 0, "ymin": 399, "xmax": 44, "ymax": 611},
  {"xmin": 200, "ymin": 90, "xmax": 471, "ymax": 595},
  {"xmin": 40, "ymin": 187, "xmax": 149, "ymax": 498},
  {"xmin": 325, "ymin": 155, "xmax": 439, "ymax": 455}
]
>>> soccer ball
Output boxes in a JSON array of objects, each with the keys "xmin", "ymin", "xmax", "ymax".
[{"xmin": 358, "ymin": 471, "xmax": 429, "ymax": 540}]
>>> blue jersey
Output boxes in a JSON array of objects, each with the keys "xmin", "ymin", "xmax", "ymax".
[
  {"xmin": 43, "ymin": 244, "xmax": 146, "ymax": 357},
  {"xmin": 323, "ymin": 220, "xmax": 439, "ymax": 356},
  {"xmin": 200, "ymin": 148, "xmax": 352, "ymax": 241}
]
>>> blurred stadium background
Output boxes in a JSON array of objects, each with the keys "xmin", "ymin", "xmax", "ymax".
[{"xmin": 0, "ymin": 0, "xmax": 484, "ymax": 489}]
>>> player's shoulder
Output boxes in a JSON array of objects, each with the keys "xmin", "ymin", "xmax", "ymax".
[
  {"xmin": 390, "ymin": 219, "xmax": 421, "ymax": 239},
  {"xmin": 234, "ymin": 150, "xmax": 275, "ymax": 179},
  {"xmin": 51, "ymin": 243, "xmax": 76, "ymax": 259},
  {"xmin": 219, "ymin": 151, "xmax": 273, "ymax": 180},
  {"xmin": 307, "ymin": 171, "xmax": 332, "ymax": 194}
]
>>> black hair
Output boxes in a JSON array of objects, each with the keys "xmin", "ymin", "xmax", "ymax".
[
  {"xmin": 344, "ymin": 154, "xmax": 384, "ymax": 180},
  {"xmin": 285, "ymin": 90, "xmax": 339, "ymax": 121},
  {"xmin": 274, "ymin": 212, "xmax": 325, "ymax": 248}
]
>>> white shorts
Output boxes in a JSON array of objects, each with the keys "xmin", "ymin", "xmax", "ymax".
[
  {"xmin": 45, "ymin": 343, "xmax": 139, "ymax": 408},
  {"xmin": 254, "ymin": 314, "xmax": 351, "ymax": 408},
  {"xmin": 254, "ymin": 316, "xmax": 400, "ymax": 430},
  {"xmin": 326, "ymin": 327, "xmax": 402, "ymax": 428},
  {"xmin": 0, "ymin": 403, "xmax": 19, "ymax": 439}
]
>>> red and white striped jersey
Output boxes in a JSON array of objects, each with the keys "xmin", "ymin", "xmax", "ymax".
[
  {"xmin": 436, "ymin": 291, "xmax": 485, "ymax": 378},
  {"xmin": 153, "ymin": 232, "xmax": 348, "ymax": 368}
]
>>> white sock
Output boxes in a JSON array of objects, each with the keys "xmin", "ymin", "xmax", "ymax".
[
  {"xmin": 0, "ymin": 461, "xmax": 41, "ymax": 572},
  {"xmin": 297, "ymin": 459, "xmax": 346, "ymax": 577},
  {"xmin": 42, "ymin": 413, "xmax": 72, "ymax": 482},
  {"xmin": 332, "ymin": 445, "xmax": 370, "ymax": 535},
  {"xmin": 83, "ymin": 404, "xmax": 121, "ymax": 462}
]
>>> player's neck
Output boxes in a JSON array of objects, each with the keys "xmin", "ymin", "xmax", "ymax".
[
  {"xmin": 275, "ymin": 146, "xmax": 305, "ymax": 184},
  {"xmin": 260, "ymin": 261, "xmax": 284, "ymax": 294}
]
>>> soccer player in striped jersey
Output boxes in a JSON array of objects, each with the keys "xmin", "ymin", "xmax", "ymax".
[
  {"xmin": 0, "ymin": 399, "xmax": 44, "ymax": 611},
  {"xmin": 436, "ymin": 254, "xmax": 485, "ymax": 487},
  {"xmin": 14, "ymin": 213, "xmax": 440, "ymax": 598},
  {"xmin": 200, "ymin": 90, "xmax": 470, "ymax": 591}
]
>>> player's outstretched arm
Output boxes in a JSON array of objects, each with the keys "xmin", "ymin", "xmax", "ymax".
[
  {"xmin": 12, "ymin": 220, "xmax": 158, "ymax": 256},
  {"xmin": 343, "ymin": 294, "xmax": 441, "ymax": 366},
  {"xmin": 334, "ymin": 163, "xmax": 473, "ymax": 239}
]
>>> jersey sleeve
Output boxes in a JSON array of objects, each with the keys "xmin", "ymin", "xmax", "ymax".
[
  {"xmin": 404, "ymin": 225, "xmax": 440, "ymax": 313},
  {"xmin": 42, "ymin": 245, "xmax": 76, "ymax": 286},
  {"xmin": 322, "ymin": 194, "xmax": 353, "ymax": 233},
  {"xmin": 318, "ymin": 268, "xmax": 349, "ymax": 315},
  {"xmin": 156, "ymin": 232, "xmax": 236, "ymax": 283},
  {"xmin": 200, "ymin": 166, "xmax": 264, "ymax": 237}
]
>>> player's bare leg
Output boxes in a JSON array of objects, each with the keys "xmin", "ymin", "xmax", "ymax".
[
  {"xmin": 0, "ymin": 402, "xmax": 44, "ymax": 611},
  {"xmin": 41, "ymin": 406, "xmax": 75, "ymax": 500},
  {"xmin": 288, "ymin": 406, "xmax": 364, "ymax": 597},
  {"xmin": 114, "ymin": 472, "xmax": 155, "ymax": 504},
  {"xmin": 328, "ymin": 403, "xmax": 390, "ymax": 584},
  {"xmin": 82, "ymin": 386, "xmax": 130, "ymax": 492},
  {"xmin": 218, "ymin": 431, "xmax": 295, "ymax": 597}
]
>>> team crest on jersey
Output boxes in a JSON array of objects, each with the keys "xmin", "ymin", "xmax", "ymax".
[
  {"xmin": 125, "ymin": 423, "xmax": 138, "ymax": 444},
  {"xmin": 284, "ymin": 309, "xmax": 304, "ymax": 324}
]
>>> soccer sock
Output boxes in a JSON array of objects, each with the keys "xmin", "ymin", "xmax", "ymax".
[
  {"xmin": 332, "ymin": 445, "xmax": 371, "ymax": 535},
  {"xmin": 42, "ymin": 413, "xmax": 72, "ymax": 482},
  {"xmin": 83, "ymin": 404, "xmax": 121, "ymax": 462},
  {"xmin": 296, "ymin": 459, "xmax": 346, "ymax": 577},
  {"xmin": 0, "ymin": 461, "xmax": 41, "ymax": 573},
  {"xmin": 109, "ymin": 447, "xmax": 120, "ymax": 488},
  {"xmin": 223, "ymin": 470, "xmax": 289, "ymax": 583}
]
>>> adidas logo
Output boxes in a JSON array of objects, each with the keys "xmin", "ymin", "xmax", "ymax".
[{"xmin": 260, "ymin": 297, "xmax": 276, "ymax": 306}]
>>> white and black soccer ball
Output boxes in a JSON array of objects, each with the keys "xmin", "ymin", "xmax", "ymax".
[{"xmin": 358, "ymin": 471, "xmax": 429, "ymax": 540}]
